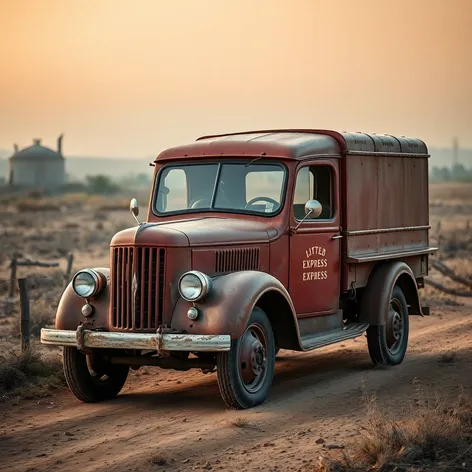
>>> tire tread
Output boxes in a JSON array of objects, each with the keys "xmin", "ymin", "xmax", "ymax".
[{"xmin": 63, "ymin": 347, "xmax": 128, "ymax": 403}]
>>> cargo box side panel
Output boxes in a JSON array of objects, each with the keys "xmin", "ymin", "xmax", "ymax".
[
  {"xmin": 344, "ymin": 154, "xmax": 430, "ymax": 260},
  {"xmin": 343, "ymin": 154, "xmax": 379, "ymax": 233}
]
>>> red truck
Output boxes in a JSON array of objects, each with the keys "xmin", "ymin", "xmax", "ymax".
[{"xmin": 41, "ymin": 129, "xmax": 437, "ymax": 409}]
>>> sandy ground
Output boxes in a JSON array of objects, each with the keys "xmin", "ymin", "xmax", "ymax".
[{"xmin": 1, "ymin": 300, "xmax": 471, "ymax": 472}]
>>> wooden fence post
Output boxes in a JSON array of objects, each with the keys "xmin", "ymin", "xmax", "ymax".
[
  {"xmin": 18, "ymin": 278, "xmax": 30, "ymax": 353},
  {"xmin": 64, "ymin": 253, "xmax": 74, "ymax": 287},
  {"xmin": 6, "ymin": 257, "xmax": 17, "ymax": 315}
]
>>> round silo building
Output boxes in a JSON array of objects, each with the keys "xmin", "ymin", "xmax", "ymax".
[{"xmin": 9, "ymin": 135, "xmax": 66, "ymax": 188}]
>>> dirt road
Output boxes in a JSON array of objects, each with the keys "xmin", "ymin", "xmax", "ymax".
[{"xmin": 1, "ymin": 304, "xmax": 471, "ymax": 472}]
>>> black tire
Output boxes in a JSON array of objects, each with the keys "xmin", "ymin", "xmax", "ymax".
[
  {"xmin": 63, "ymin": 347, "xmax": 129, "ymax": 403},
  {"xmin": 216, "ymin": 307, "xmax": 275, "ymax": 409},
  {"xmin": 367, "ymin": 285, "xmax": 409, "ymax": 366}
]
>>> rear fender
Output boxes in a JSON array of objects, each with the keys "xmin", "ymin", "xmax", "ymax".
[
  {"xmin": 358, "ymin": 261, "xmax": 423, "ymax": 325},
  {"xmin": 171, "ymin": 270, "xmax": 301, "ymax": 345},
  {"xmin": 56, "ymin": 267, "xmax": 110, "ymax": 330}
]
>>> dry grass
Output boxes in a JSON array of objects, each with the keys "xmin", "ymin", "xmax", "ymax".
[
  {"xmin": 322, "ymin": 382, "xmax": 472, "ymax": 472},
  {"xmin": 230, "ymin": 416, "xmax": 251, "ymax": 428},
  {"xmin": 149, "ymin": 453, "xmax": 168, "ymax": 466},
  {"xmin": 429, "ymin": 182, "xmax": 472, "ymax": 204},
  {"xmin": 438, "ymin": 351, "xmax": 457, "ymax": 364},
  {"xmin": 16, "ymin": 199, "xmax": 62, "ymax": 213},
  {"xmin": 10, "ymin": 298, "xmax": 55, "ymax": 338},
  {"xmin": 0, "ymin": 345, "xmax": 65, "ymax": 400}
]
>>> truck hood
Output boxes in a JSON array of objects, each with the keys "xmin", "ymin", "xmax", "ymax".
[{"xmin": 111, "ymin": 217, "xmax": 278, "ymax": 247}]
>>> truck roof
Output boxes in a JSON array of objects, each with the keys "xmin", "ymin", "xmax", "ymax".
[{"xmin": 155, "ymin": 129, "xmax": 429, "ymax": 161}]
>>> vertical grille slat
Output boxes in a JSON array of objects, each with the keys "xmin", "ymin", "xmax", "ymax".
[
  {"xmin": 127, "ymin": 248, "xmax": 133, "ymax": 329},
  {"xmin": 151, "ymin": 248, "xmax": 157, "ymax": 329},
  {"xmin": 112, "ymin": 248, "xmax": 118, "ymax": 327},
  {"xmin": 147, "ymin": 248, "xmax": 153, "ymax": 329},
  {"xmin": 158, "ymin": 249, "xmax": 165, "ymax": 324},
  {"xmin": 138, "ymin": 247, "xmax": 144, "ymax": 329},
  {"xmin": 120, "ymin": 248, "xmax": 125, "ymax": 329},
  {"xmin": 111, "ymin": 246, "xmax": 166, "ymax": 331},
  {"xmin": 215, "ymin": 247, "xmax": 260, "ymax": 273}
]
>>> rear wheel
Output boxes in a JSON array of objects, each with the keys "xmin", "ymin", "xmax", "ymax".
[
  {"xmin": 216, "ymin": 307, "xmax": 275, "ymax": 409},
  {"xmin": 367, "ymin": 285, "xmax": 409, "ymax": 366},
  {"xmin": 63, "ymin": 347, "xmax": 129, "ymax": 402}
]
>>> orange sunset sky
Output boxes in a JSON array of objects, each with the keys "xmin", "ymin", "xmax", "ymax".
[{"xmin": 1, "ymin": 0, "xmax": 471, "ymax": 158}]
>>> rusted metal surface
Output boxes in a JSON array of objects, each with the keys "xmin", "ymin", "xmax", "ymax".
[
  {"xmin": 346, "ymin": 247, "xmax": 437, "ymax": 263},
  {"xmin": 170, "ymin": 270, "xmax": 301, "ymax": 341},
  {"xmin": 76, "ymin": 324, "xmax": 86, "ymax": 351},
  {"xmin": 345, "ymin": 225, "xmax": 431, "ymax": 236},
  {"xmin": 110, "ymin": 246, "xmax": 165, "ymax": 330},
  {"xmin": 48, "ymin": 128, "xmax": 433, "ymax": 356},
  {"xmin": 301, "ymin": 322, "xmax": 369, "ymax": 350},
  {"xmin": 342, "ymin": 153, "xmax": 430, "ymax": 265},
  {"xmin": 41, "ymin": 328, "xmax": 231, "ymax": 351},
  {"xmin": 56, "ymin": 267, "xmax": 111, "ymax": 330},
  {"xmin": 358, "ymin": 261, "xmax": 422, "ymax": 325},
  {"xmin": 288, "ymin": 159, "xmax": 341, "ymax": 315},
  {"xmin": 155, "ymin": 129, "xmax": 427, "ymax": 162}
]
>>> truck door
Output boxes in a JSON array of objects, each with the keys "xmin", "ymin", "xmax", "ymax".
[{"xmin": 289, "ymin": 161, "xmax": 341, "ymax": 316}]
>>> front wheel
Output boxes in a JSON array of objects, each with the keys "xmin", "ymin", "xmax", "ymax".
[
  {"xmin": 216, "ymin": 307, "xmax": 275, "ymax": 409},
  {"xmin": 63, "ymin": 347, "xmax": 129, "ymax": 403},
  {"xmin": 367, "ymin": 285, "xmax": 409, "ymax": 366}
]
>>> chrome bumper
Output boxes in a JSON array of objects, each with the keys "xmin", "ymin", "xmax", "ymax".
[{"xmin": 40, "ymin": 328, "xmax": 231, "ymax": 352}]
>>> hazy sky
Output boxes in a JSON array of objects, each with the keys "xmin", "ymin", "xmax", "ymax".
[{"xmin": 1, "ymin": 0, "xmax": 471, "ymax": 158}]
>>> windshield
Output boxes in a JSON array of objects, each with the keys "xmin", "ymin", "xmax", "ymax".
[{"xmin": 154, "ymin": 162, "xmax": 286, "ymax": 216}]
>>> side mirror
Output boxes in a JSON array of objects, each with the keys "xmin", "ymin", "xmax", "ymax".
[
  {"xmin": 304, "ymin": 199, "xmax": 322, "ymax": 218},
  {"xmin": 293, "ymin": 199, "xmax": 322, "ymax": 231},
  {"xmin": 129, "ymin": 198, "xmax": 140, "ymax": 224}
]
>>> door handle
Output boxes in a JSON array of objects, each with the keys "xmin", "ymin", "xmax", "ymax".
[{"xmin": 332, "ymin": 235, "xmax": 343, "ymax": 240}]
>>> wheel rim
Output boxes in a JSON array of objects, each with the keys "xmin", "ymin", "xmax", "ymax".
[
  {"xmin": 237, "ymin": 323, "xmax": 268, "ymax": 394},
  {"xmin": 385, "ymin": 297, "xmax": 405, "ymax": 355},
  {"xmin": 86, "ymin": 355, "xmax": 113, "ymax": 384}
]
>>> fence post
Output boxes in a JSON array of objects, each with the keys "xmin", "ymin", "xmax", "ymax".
[
  {"xmin": 64, "ymin": 253, "xmax": 74, "ymax": 287},
  {"xmin": 18, "ymin": 278, "xmax": 30, "ymax": 353},
  {"xmin": 6, "ymin": 257, "xmax": 17, "ymax": 315}
]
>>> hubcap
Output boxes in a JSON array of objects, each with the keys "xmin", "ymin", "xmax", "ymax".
[
  {"xmin": 238, "ymin": 323, "xmax": 268, "ymax": 393},
  {"xmin": 386, "ymin": 298, "xmax": 404, "ymax": 354}
]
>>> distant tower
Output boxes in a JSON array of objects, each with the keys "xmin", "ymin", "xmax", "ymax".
[{"xmin": 453, "ymin": 137, "xmax": 459, "ymax": 166}]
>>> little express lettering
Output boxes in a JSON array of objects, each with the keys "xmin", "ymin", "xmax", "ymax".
[{"xmin": 302, "ymin": 246, "xmax": 328, "ymax": 281}]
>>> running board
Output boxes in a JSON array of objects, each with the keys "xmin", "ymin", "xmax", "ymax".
[{"xmin": 300, "ymin": 322, "xmax": 369, "ymax": 351}]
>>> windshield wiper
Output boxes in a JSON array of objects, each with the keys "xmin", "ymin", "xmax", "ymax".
[{"xmin": 245, "ymin": 153, "xmax": 266, "ymax": 167}]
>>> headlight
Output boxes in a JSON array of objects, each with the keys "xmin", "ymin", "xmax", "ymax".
[
  {"xmin": 178, "ymin": 271, "xmax": 212, "ymax": 302},
  {"xmin": 72, "ymin": 269, "xmax": 104, "ymax": 298}
]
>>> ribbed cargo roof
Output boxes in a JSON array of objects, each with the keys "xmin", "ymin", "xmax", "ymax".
[{"xmin": 155, "ymin": 129, "xmax": 428, "ymax": 161}]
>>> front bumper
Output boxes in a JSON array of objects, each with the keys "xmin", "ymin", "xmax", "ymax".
[{"xmin": 40, "ymin": 328, "xmax": 231, "ymax": 352}]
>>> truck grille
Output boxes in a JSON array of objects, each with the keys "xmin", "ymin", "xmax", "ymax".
[
  {"xmin": 215, "ymin": 247, "xmax": 259, "ymax": 273},
  {"xmin": 111, "ymin": 247, "xmax": 165, "ymax": 330}
]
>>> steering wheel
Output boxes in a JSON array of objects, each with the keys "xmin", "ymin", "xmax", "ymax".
[
  {"xmin": 245, "ymin": 196, "xmax": 279, "ymax": 210},
  {"xmin": 190, "ymin": 197, "xmax": 211, "ymax": 209}
]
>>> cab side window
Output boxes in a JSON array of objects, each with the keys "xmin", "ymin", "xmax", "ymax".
[{"xmin": 293, "ymin": 165, "xmax": 334, "ymax": 220}]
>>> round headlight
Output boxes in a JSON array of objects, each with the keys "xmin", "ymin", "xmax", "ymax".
[
  {"xmin": 178, "ymin": 271, "xmax": 212, "ymax": 302},
  {"xmin": 72, "ymin": 269, "xmax": 101, "ymax": 298}
]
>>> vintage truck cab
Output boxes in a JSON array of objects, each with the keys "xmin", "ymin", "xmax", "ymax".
[{"xmin": 41, "ymin": 129, "xmax": 437, "ymax": 409}]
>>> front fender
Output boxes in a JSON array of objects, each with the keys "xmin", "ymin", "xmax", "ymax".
[
  {"xmin": 171, "ymin": 270, "xmax": 298, "ymax": 339},
  {"xmin": 358, "ymin": 261, "xmax": 422, "ymax": 325},
  {"xmin": 56, "ymin": 267, "xmax": 110, "ymax": 330}
]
